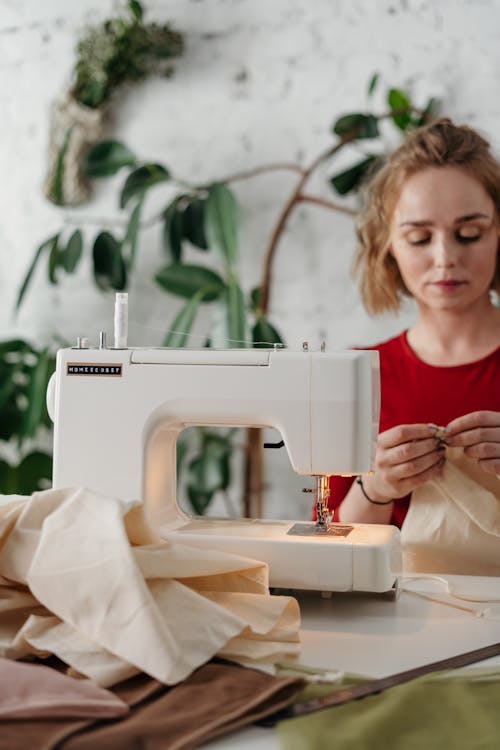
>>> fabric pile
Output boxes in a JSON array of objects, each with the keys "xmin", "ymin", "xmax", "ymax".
[{"xmin": 0, "ymin": 486, "xmax": 305, "ymax": 748}]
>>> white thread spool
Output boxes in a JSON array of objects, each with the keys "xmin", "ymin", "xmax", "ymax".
[{"xmin": 114, "ymin": 292, "xmax": 128, "ymax": 349}]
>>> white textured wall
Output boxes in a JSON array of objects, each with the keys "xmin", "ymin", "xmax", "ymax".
[{"xmin": 2, "ymin": 0, "xmax": 500, "ymax": 517}]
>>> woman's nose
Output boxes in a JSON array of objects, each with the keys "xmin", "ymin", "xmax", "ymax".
[{"xmin": 434, "ymin": 235, "xmax": 458, "ymax": 267}]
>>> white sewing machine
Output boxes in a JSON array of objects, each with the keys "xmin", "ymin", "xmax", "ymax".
[{"xmin": 47, "ymin": 297, "xmax": 401, "ymax": 593}]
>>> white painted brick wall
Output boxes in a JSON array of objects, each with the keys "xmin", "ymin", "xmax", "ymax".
[{"xmin": 2, "ymin": 0, "xmax": 500, "ymax": 517}]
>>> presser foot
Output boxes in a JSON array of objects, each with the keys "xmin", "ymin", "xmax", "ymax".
[{"xmin": 287, "ymin": 522, "xmax": 353, "ymax": 537}]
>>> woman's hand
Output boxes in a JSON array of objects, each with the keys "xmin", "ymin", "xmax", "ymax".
[
  {"xmin": 445, "ymin": 411, "xmax": 500, "ymax": 476},
  {"xmin": 363, "ymin": 423, "xmax": 446, "ymax": 502}
]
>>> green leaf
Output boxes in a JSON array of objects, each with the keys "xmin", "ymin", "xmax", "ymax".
[
  {"xmin": 16, "ymin": 234, "xmax": 60, "ymax": 311},
  {"xmin": 330, "ymin": 156, "xmax": 377, "ymax": 196},
  {"xmin": 162, "ymin": 196, "xmax": 186, "ymax": 262},
  {"xmin": 155, "ymin": 263, "xmax": 225, "ymax": 300},
  {"xmin": 18, "ymin": 348, "xmax": 52, "ymax": 443},
  {"xmin": 63, "ymin": 230, "xmax": 83, "ymax": 273},
  {"xmin": 183, "ymin": 197, "xmax": 208, "ymax": 250},
  {"xmin": 415, "ymin": 97, "xmax": 440, "ymax": 127},
  {"xmin": 333, "ymin": 113, "xmax": 379, "ymax": 140},
  {"xmin": 249, "ymin": 286, "xmax": 262, "ymax": 313},
  {"xmin": 252, "ymin": 317, "xmax": 284, "ymax": 348},
  {"xmin": 367, "ymin": 72, "xmax": 379, "ymax": 97},
  {"xmin": 0, "ymin": 452, "xmax": 52, "ymax": 495},
  {"xmin": 204, "ymin": 183, "xmax": 240, "ymax": 270},
  {"xmin": 387, "ymin": 88, "xmax": 413, "ymax": 130},
  {"xmin": 129, "ymin": 0, "xmax": 143, "ymax": 20},
  {"xmin": 163, "ymin": 294, "xmax": 203, "ymax": 347},
  {"xmin": 92, "ymin": 232, "xmax": 127, "ymax": 291},
  {"xmin": 52, "ymin": 125, "xmax": 74, "ymax": 205},
  {"xmin": 186, "ymin": 433, "xmax": 232, "ymax": 515},
  {"xmin": 83, "ymin": 140, "xmax": 137, "ymax": 178},
  {"xmin": 47, "ymin": 235, "xmax": 63, "ymax": 285},
  {"xmin": 122, "ymin": 197, "xmax": 143, "ymax": 269},
  {"xmin": 120, "ymin": 163, "xmax": 170, "ymax": 208},
  {"xmin": 226, "ymin": 279, "xmax": 247, "ymax": 348}
]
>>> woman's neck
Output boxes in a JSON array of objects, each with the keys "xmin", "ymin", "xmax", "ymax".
[{"xmin": 407, "ymin": 300, "xmax": 500, "ymax": 366}]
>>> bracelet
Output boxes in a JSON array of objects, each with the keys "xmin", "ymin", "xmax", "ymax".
[{"xmin": 356, "ymin": 476, "xmax": 394, "ymax": 506}]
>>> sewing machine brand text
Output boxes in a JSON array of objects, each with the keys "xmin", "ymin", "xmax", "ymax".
[{"xmin": 66, "ymin": 363, "xmax": 123, "ymax": 377}]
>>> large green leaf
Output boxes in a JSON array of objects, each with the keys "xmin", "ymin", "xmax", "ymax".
[
  {"xmin": 16, "ymin": 233, "xmax": 60, "ymax": 311},
  {"xmin": 47, "ymin": 235, "xmax": 63, "ymax": 284},
  {"xmin": 226, "ymin": 279, "xmax": 247, "ymax": 347},
  {"xmin": 183, "ymin": 197, "xmax": 208, "ymax": 250},
  {"xmin": 18, "ymin": 348, "xmax": 52, "ymax": 443},
  {"xmin": 120, "ymin": 163, "xmax": 170, "ymax": 208},
  {"xmin": 155, "ymin": 263, "xmax": 225, "ymax": 300},
  {"xmin": 0, "ymin": 452, "xmax": 52, "ymax": 495},
  {"xmin": 388, "ymin": 88, "xmax": 413, "ymax": 131},
  {"xmin": 162, "ymin": 196, "xmax": 186, "ymax": 262},
  {"xmin": 330, "ymin": 156, "xmax": 377, "ymax": 196},
  {"xmin": 122, "ymin": 196, "xmax": 144, "ymax": 269},
  {"xmin": 204, "ymin": 183, "xmax": 240, "ymax": 270},
  {"xmin": 163, "ymin": 293, "xmax": 203, "ymax": 347},
  {"xmin": 252, "ymin": 316, "xmax": 284, "ymax": 348},
  {"xmin": 186, "ymin": 432, "xmax": 232, "ymax": 515},
  {"xmin": 83, "ymin": 140, "xmax": 137, "ymax": 177},
  {"xmin": 63, "ymin": 230, "xmax": 83, "ymax": 273},
  {"xmin": 92, "ymin": 232, "xmax": 127, "ymax": 291},
  {"xmin": 332, "ymin": 113, "xmax": 379, "ymax": 140}
]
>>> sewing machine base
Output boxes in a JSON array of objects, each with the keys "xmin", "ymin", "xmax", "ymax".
[{"xmin": 160, "ymin": 516, "xmax": 401, "ymax": 593}]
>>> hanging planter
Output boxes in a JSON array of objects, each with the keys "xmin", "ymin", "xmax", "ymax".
[{"xmin": 43, "ymin": 0, "xmax": 183, "ymax": 206}]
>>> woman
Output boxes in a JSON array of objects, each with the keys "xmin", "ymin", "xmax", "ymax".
[{"xmin": 328, "ymin": 118, "xmax": 500, "ymax": 529}]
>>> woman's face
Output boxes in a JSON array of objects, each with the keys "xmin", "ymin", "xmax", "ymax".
[{"xmin": 389, "ymin": 166, "xmax": 499, "ymax": 314}]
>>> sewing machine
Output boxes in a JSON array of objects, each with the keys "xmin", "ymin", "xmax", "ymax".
[{"xmin": 46, "ymin": 298, "xmax": 401, "ymax": 593}]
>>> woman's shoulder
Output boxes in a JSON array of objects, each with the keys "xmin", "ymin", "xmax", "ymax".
[{"xmin": 356, "ymin": 331, "xmax": 408, "ymax": 355}]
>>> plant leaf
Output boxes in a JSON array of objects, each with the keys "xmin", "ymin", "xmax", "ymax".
[
  {"xmin": 47, "ymin": 235, "xmax": 63, "ymax": 285},
  {"xmin": 128, "ymin": 0, "xmax": 143, "ymax": 20},
  {"xmin": 162, "ymin": 196, "xmax": 186, "ymax": 262},
  {"xmin": 0, "ymin": 452, "xmax": 52, "ymax": 495},
  {"xmin": 183, "ymin": 197, "xmax": 208, "ymax": 250},
  {"xmin": 329, "ymin": 156, "xmax": 377, "ymax": 196},
  {"xmin": 332, "ymin": 113, "xmax": 379, "ymax": 140},
  {"xmin": 249, "ymin": 286, "xmax": 262, "ymax": 313},
  {"xmin": 204, "ymin": 183, "xmax": 240, "ymax": 270},
  {"xmin": 120, "ymin": 163, "xmax": 170, "ymax": 208},
  {"xmin": 252, "ymin": 316, "xmax": 284, "ymax": 348},
  {"xmin": 226, "ymin": 279, "xmax": 247, "ymax": 347},
  {"xmin": 367, "ymin": 72, "xmax": 379, "ymax": 97},
  {"xmin": 155, "ymin": 263, "xmax": 225, "ymax": 300},
  {"xmin": 83, "ymin": 140, "xmax": 137, "ymax": 177},
  {"xmin": 52, "ymin": 125, "xmax": 74, "ymax": 205},
  {"xmin": 163, "ymin": 293, "xmax": 203, "ymax": 347},
  {"xmin": 18, "ymin": 348, "xmax": 52, "ymax": 443},
  {"xmin": 63, "ymin": 229, "xmax": 83, "ymax": 273},
  {"xmin": 387, "ymin": 88, "xmax": 413, "ymax": 130},
  {"xmin": 122, "ymin": 196, "xmax": 143, "ymax": 269},
  {"xmin": 92, "ymin": 232, "xmax": 127, "ymax": 291},
  {"xmin": 415, "ymin": 96, "xmax": 440, "ymax": 127},
  {"xmin": 16, "ymin": 234, "xmax": 60, "ymax": 311}
]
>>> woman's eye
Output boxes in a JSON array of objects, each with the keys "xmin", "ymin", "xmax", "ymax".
[
  {"xmin": 456, "ymin": 228, "xmax": 481, "ymax": 243},
  {"xmin": 406, "ymin": 232, "xmax": 430, "ymax": 245}
]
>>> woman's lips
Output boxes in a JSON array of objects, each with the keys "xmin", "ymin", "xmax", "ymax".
[{"xmin": 431, "ymin": 279, "xmax": 466, "ymax": 290}]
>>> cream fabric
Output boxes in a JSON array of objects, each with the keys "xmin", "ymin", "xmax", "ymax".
[
  {"xmin": 0, "ymin": 488, "xmax": 300, "ymax": 687},
  {"xmin": 401, "ymin": 447, "xmax": 500, "ymax": 575}
]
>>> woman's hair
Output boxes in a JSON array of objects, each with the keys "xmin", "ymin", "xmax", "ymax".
[{"xmin": 355, "ymin": 117, "xmax": 500, "ymax": 314}]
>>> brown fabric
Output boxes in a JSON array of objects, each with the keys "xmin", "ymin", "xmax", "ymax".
[{"xmin": 0, "ymin": 661, "xmax": 305, "ymax": 750}]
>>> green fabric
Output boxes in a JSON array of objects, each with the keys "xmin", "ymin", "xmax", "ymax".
[{"xmin": 276, "ymin": 667, "xmax": 500, "ymax": 749}]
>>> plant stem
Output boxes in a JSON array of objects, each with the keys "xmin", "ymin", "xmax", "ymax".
[{"xmin": 297, "ymin": 194, "xmax": 357, "ymax": 216}]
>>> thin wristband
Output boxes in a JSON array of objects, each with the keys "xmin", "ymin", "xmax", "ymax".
[{"xmin": 356, "ymin": 476, "xmax": 393, "ymax": 506}]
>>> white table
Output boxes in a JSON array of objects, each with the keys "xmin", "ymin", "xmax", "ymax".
[{"xmin": 206, "ymin": 575, "xmax": 500, "ymax": 749}]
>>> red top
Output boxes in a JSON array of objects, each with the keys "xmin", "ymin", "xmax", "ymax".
[{"xmin": 325, "ymin": 331, "xmax": 500, "ymax": 528}]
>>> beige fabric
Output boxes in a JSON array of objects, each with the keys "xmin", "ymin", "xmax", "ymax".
[
  {"xmin": 401, "ymin": 447, "xmax": 500, "ymax": 575},
  {"xmin": 0, "ymin": 488, "xmax": 300, "ymax": 686}
]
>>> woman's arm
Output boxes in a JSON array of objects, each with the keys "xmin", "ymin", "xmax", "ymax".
[{"xmin": 338, "ymin": 422, "xmax": 445, "ymax": 524}]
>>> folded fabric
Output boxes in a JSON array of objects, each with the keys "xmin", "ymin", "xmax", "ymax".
[
  {"xmin": 277, "ymin": 666, "xmax": 500, "ymax": 749},
  {"xmin": 402, "ymin": 447, "xmax": 500, "ymax": 575},
  {"xmin": 0, "ymin": 487, "xmax": 300, "ymax": 686},
  {"xmin": 0, "ymin": 660, "xmax": 306, "ymax": 750},
  {"xmin": 0, "ymin": 657, "xmax": 129, "ymax": 719}
]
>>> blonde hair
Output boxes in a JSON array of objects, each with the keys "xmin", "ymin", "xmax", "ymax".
[{"xmin": 355, "ymin": 118, "xmax": 500, "ymax": 314}]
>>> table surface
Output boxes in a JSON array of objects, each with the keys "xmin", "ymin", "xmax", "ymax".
[{"xmin": 205, "ymin": 574, "xmax": 500, "ymax": 749}]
